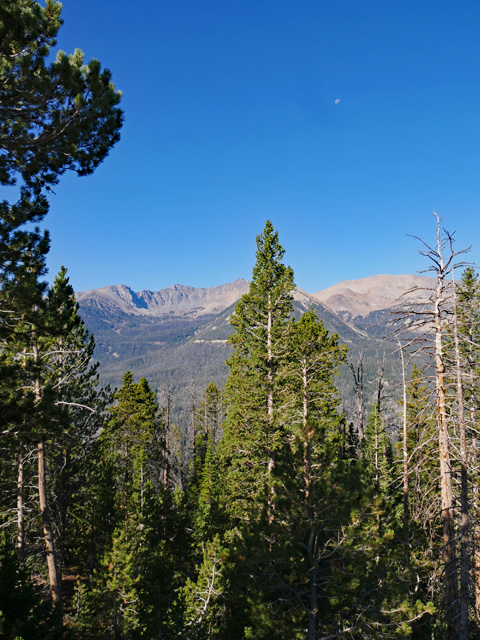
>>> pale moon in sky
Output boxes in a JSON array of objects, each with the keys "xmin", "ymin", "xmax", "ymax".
[{"xmin": 335, "ymin": 99, "xmax": 341, "ymax": 104}]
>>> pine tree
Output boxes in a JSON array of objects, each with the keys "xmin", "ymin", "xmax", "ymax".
[
  {"xmin": 218, "ymin": 221, "xmax": 294, "ymax": 636},
  {"xmin": 402, "ymin": 364, "xmax": 437, "ymax": 527},
  {"xmin": 220, "ymin": 220, "xmax": 294, "ymax": 529},
  {"xmin": 455, "ymin": 268, "xmax": 480, "ymax": 619},
  {"xmin": 270, "ymin": 309, "xmax": 353, "ymax": 639},
  {"xmin": 86, "ymin": 372, "xmax": 175, "ymax": 639},
  {"xmin": 0, "ymin": 0, "xmax": 123, "ymax": 205}
]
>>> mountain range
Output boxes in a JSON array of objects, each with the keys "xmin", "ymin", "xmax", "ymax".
[{"xmin": 77, "ymin": 274, "xmax": 436, "ymax": 421}]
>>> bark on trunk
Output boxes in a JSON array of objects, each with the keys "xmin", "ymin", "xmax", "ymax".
[
  {"xmin": 267, "ymin": 297, "xmax": 275, "ymax": 520},
  {"xmin": 163, "ymin": 396, "xmax": 170, "ymax": 489},
  {"xmin": 399, "ymin": 344, "xmax": 409, "ymax": 563},
  {"xmin": 434, "ymin": 272, "xmax": 458, "ymax": 639},
  {"xmin": 16, "ymin": 443, "xmax": 25, "ymax": 558},
  {"xmin": 350, "ymin": 357, "xmax": 364, "ymax": 440},
  {"xmin": 38, "ymin": 439, "xmax": 62, "ymax": 606},
  {"xmin": 191, "ymin": 392, "xmax": 196, "ymax": 459},
  {"xmin": 34, "ymin": 337, "xmax": 62, "ymax": 609}
]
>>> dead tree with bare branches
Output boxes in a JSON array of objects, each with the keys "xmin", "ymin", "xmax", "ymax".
[{"xmin": 390, "ymin": 212, "xmax": 472, "ymax": 639}]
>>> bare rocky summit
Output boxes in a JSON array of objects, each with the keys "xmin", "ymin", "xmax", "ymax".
[
  {"xmin": 76, "ymin": 278, "xmax": 251, "ymax": 318},
  {"xmin": 311, "ymin": 274, "xmax": 436, "ymax": 318},
  {"xmin": 77, "ymin": 274, "xmax": 437, "ymax": 325}
]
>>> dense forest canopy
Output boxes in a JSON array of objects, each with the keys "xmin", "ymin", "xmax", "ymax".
[{"xmin": 1, "ymin": 2, "xmax": 480, "ymax": 640}]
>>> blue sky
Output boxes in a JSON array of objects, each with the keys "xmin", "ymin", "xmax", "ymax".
[{"xmin": 40, "ymin": 0, "xmax": 480, "ymax": 294}]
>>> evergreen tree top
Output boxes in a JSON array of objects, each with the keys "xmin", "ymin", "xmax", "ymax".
[{"xmin": 250, "ymin": 220, "xmax": 295, "ymax": 294}]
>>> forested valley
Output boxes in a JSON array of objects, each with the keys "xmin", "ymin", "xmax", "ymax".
[{"xmin": 3, "ymin": 2, "xmax": 480, "ymax": 639}]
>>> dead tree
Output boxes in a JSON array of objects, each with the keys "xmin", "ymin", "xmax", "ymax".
[
  {"xmin": 349, "ymin": 353, "xmax": 365, "ymax": 440},
  {"xmin": 390, "ymin": 212, "xmax": 471, "ymax": 639}
]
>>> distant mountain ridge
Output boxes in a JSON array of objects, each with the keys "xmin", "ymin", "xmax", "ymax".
[
  {"xmin": 77, "ymin": 274, "xmax": 435, "ymax": 322},
  {"xmin": 76, "ymin": 279, "xmax": 250, "ymax": 318}
]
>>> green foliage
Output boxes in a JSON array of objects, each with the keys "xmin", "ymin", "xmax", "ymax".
[
  {"xmin": 179, "ymin": 535, "xmax": 228, "ymax": 639},
  {"xmin": 220, "ymin": 220, "xmax": 294, "ymax": 526},
  {"xmin": 0, "ymin": 0, "xmax": 123, "ymax": 201},
  {"xmin": 456, "ymin": 267, "xmax": 480, "ymax": 414},
  {"xmin": 100, "ymin": 372, "xmax": 158, "ymax": 514},
  {"xmin": 0, "ymin": 535, "xmax": 62, "ymax": 639}
]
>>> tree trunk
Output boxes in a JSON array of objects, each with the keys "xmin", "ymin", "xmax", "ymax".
[
  {"xmin": 163, "ymin": 395, "xmax": 170, "ymax": 489},
  {"xmin": 267, "ymin": 296, "xmax": 275, "ymax": 520},
  {"xmin": 399, "ymin": 344, "xmax": 409, "ymax": 563},
  {"xmin": 16, "ymin": 442, "xmax": 25, "ymax": 558},
  {"xmin": 32, "ymin": 334, "xmax": 62, "ymax": 609},
  {"xmin": 38, "ymin": 439, "xmax": 62, "ymax": 607},
  {"xmin": 350, "ymin": 356, "xmax": 364, "ymax": 440},
  {"xmin": 191, "ymin": 391, "xmax": 196, "ymax": 459},
  {"xmin": 434, "ymin": 272, "xmax": 458, "ymax": 639}
]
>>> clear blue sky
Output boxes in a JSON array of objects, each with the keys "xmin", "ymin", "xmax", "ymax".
[{"xmin": 41, "ymin": 0, "xmax": 480, "ymax": 294}]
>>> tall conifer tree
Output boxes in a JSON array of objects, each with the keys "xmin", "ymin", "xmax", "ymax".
[
  {"xmin": 219, "ymin": 221, "xmax": 294, "ymax": 636},
  {"xmin": 220, "ymin": 220, "xmax": 294, "ymax": 528}
]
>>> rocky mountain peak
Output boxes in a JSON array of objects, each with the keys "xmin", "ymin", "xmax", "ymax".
[{"xmin": 311, "ymin": 273, "xmax": 437, "ymax": 318}]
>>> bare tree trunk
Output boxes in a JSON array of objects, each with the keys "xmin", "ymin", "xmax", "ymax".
[
  {"xmin": 163, "ymin": 431, "xmax": 169, "ymax": 489},
  {"xmin": 34, "ymin": 339, "xmax": 62, "ymax": 609},
  {"xmin": 377, "ymin": 352, "xmax": 385, "ymax": 418},
  {"xmin": 163, "ymin": 393, "xmax": 171, "ymax": 489},
  {"xmin": 16, "ymin": 443, "xmax": 25, "ymax": 558},
  {"xmin": 17, "ymin": 349, "xmax": 27, "ymax": 558},
  {"xmin": 395, "ymin": 214, "xmax": 472, "ymax": 637},
  {"xmin": 191, "ymin": 391, "xmax": 196, "ymax": 460},
  {"xmin": 433, "ymin": 257, "xmax": 458, "ymax": 639},
  {"xmin": 350, "ymin": 355, "xmax": 364, "ymax": 440},
  {"xmin": 398, "ymin": 343, "xmax": 409, "ymax": 563}
]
